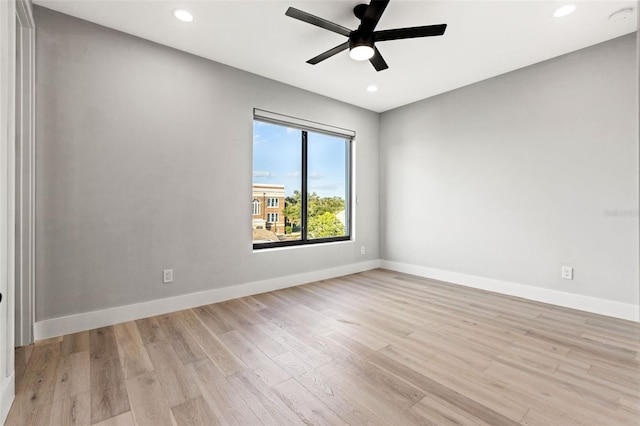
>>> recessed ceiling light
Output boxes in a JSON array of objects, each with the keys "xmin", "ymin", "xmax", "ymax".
[
  {"xmin": 172, "ymin": 9, "xmax": 193, "ymax": 23},
  {"xmin": 366, "ymin": 85, "xmax": 378, "ymax": 93},
  {"xmin": 609, "ymin": 8, "xmax": 634, "ymax": 22},
  {"xmin": 553, "ymin": 4, "xmax": 576, "ymax": 18}
]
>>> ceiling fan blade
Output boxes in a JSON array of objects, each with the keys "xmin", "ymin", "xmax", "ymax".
[
  {"xmin": 285, "ymin": 7, "xmax": 351, "ymax": 37},
  {"xmin": 374, "ymin": 24, "xmax": 447, "ymax": 42},
  {"xmin": 307, "ymin": 41, "xmax": 350, "ymax": 65},
  {"xmin": 360, "ymin": 0, "xmax": 390, "ymax": 34},
  {"xmin": 369, "ymin": 46, "xmax": 389, "ymax": 71}
]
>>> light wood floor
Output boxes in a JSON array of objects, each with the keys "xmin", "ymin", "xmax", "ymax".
[{"xmin": 5, "ymin": 269, "xmax": 640, "ymax": 425}]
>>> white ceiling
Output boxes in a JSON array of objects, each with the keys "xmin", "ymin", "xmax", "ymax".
[{"xmin": 34, "ymin": 0, "xmax": 637, "ymax": 112}]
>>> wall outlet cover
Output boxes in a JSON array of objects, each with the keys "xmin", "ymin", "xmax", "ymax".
[{"xmin": 561, "ymin": 266, "xmax": 573, "ymax": 280}]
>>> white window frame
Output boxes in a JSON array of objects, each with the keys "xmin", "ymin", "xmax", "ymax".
[{"xmin": 253, "ymin": 109, "xmax": 353, "ymax": 249}]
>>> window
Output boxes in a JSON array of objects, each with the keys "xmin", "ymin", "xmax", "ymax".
[
  {"xmin": 252, "ymin": 199, "xmax": 260, "ymax": 215},
  {"xmin": 267, "ymin": 213, "xmax": 279, "ymax": 222},
  {"xmin": 252, "ymin": 110, "xmax": 352, "ymax": 249}
]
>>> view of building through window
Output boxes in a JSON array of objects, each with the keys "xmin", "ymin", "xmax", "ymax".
[{"xmin": 252, "ymin": 119, "xmax": 350, "ymax": 247}]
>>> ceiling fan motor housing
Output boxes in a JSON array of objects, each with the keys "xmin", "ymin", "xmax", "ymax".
[{"xmin": 349, "ymin": 31, "xmax": 374, "ymax": 50}]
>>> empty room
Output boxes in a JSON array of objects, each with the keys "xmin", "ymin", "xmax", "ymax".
[{"xmin": 1, "ymin": 0, "xmax": 638, "ymax": 425}]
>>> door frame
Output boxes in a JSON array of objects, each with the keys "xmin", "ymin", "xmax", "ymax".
[
  {"xmin": 1, "ymin": 0, "xmax": 34, "ymax": 422},
  {"xmin": 14, "ymin": 0, "xmax": 35, "ymax": 348},
  {"xmin": 0, "ymin": 0, "xmax": 17, "ymax": 422}
]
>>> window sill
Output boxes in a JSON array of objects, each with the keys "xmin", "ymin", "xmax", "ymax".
[{"xmin": 252, "ymin": 237, "xmax": 352, "ymax": 253}]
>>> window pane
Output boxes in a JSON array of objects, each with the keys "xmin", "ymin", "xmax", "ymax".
[
  {"xmin": 306, "ymin": 132, "xmax": 349, "ymax": 240},
  {"xmin": 252, "ymin": 116, "xmax": 351, "ymax": 249},
  {"xmin": 252, "ymin": 121, "xmax": 302, "ymax": 244}
]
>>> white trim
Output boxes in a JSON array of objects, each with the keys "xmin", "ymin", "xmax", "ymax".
[
  {"xmin": 34, "ymin": 260, "xmax": 381, "ymax": 340},
  {"xmin": 14, "ymin": 0, "xmax": 35, "ymax": 347},
  {"xmin": 0, "ymin": 373, "xmax": 15, "ymax": 424},
  {"xmin": 33, "ymin": 258, "xmax": 638, "ymax": 340},
  {"xmin": 380, "ymin": 260, "xmax": 639, "ymax": 322},
  {"xmin": 254, "ymin": 108, "xmax": 356, "ymax": 139},
  {"xmin": 0, "ymin": 0, "xmax": 17, "ymax": 422}
]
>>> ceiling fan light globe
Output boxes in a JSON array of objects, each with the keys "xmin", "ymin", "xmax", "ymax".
[{"xmin": 350, "ymin": 45, "xmax": 375, "ymax": 61}]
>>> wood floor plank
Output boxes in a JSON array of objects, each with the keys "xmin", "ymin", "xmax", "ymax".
[
  {"xmin": 49, "ymin": 391, "xmax": 91, "ymax": 426},
  {"xmin": 113, "ymin": 321, "xmax": 153, "ymax": 379},
  {"xmin": 239, "ymin": 295, "xmax": 269, "ymax": 311},
  {"xmin": 252, "ymin": 291, "xmax": 294, "ymax": 312},
  {"xmin": 192, "ymin": 304, "xmax": 233, "ymax": 335},
  {"xmin": 89, "ymin": 327, "xmax": 120, "ymax": 361},
  {"xmin": 89, "ymin": 327, "xmax": 130, "ymax": 424},
  {"xmin": 377, "ymin": 345, "xmax": 528, "ymax": 423},
  {"xmin": 171, "ymin": 396, "xmax": 221, "ymax": 426},
  {"xmin": 617, "ymin": 394, "xmax": 640, "ymax": 417},
  {"xmin": 324, "ymin": 333, "xmax": 428, "ymax": 408},
  {"xmin": 143, "ymin": 340, "xmax": 201, "ymax": 407},
  {"xmin": 156, "ymin": 311, "xmax": 207, "ymax": 365},
  {"xmin": 7, "ymin": 269, "xmax": 639, "ymax": 426},
  {"xmin": 90, "ymin": 353, "xmax": 130, "ymax": 424},
  {"xmin": 411, "ymin": 393, "xmax": 492, "ymax": 426},
  {"xmin": 272, "ymin": 378, "xmax": 348, "ymax": 426},
  {"xmin": 60, "ymin": 331, "xmax": 89, "ymax": 357},
  {"xmin": 205, "ymin": 299, "xmax": 271, "ymax": 348},
  {"xmin": 581, "ymin": 331, "xmax": 640, "ymax": 352},
  {"xmin": 555, "ymin": 363, "xmax": 636, "ymax": 401},
  {"xmin": 273, "ymin": 351, "xmax": 381, "ymax": 425},
  {"xmin": 53, "ymin": 351, "xmax": 90, "ymax": 401},
  {"xmin": 223, "ymin": 298, "xmax": 269, "ymax": 325},
  {"xmin": 255, "ymin": 320, "xmax": 332, "ymax": 368},
  {"xmin": 92, "ymin": 411, "xmax": 135, "ymax": 426},
  {"xmin": 227, "ymin": 369, "xmax": 303, "ymax": 426},
  {"xmin": 14, "ymin": 344, "xmax": 33, "ymax": 392},
  {"xmin": 135, "ymin": 317, "xmax": 167, "ymax": 345},
  {"xmin": 278, "ymin": 286, "xmax": 333, "ymax": 312},
  {"xmin": 588, "ymin": 363, "xmax": 640, "ymax": 392},
  {"xmin": 520, "ymin": 407, "xmax": 589, "ymax": 426},
  {"xmin": 5, "ymin": 342, "xmax": 61, "ymax": 426},
  {"xmin": 125, "ymin": 372, "xmax": 173, "ymax": 426},
  {"xmin": 263, "ymin": 303, "xmax": 337, "ymax": 337},
  {"xmin": 483, "ymin": 358, "xmax": 633, "ymax": 425},
  {"xmin": 34, "ymin": 336, "xmax": 63, "ymax": 347},
  {"xmin": 189, "ymin": 358, "xmax": 262, "ymax": 425},
  {"xmin": 218, "ymin": 329, "xmax": 290, "ymax": 387},
  {"xmin": 180, "ymin": 308, "xmax": 246, "ymax": 376},
  {"xmin": 315, "ymin": 359, "xmax": 431, "ymax": 425},
  {"xmin": 231, "ymin": 322, "xmax": 288, "ymax": 359}
]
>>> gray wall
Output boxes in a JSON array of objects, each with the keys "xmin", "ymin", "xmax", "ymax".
[
  {"xmin": 380, "ymin": 34, "xmax": 638, "ymax": 305},
  {"xmin": 34, "ymin": 6, "xmax": 380, "ymax": 321},
  {"xmin": 34, "ymin": 5, "xmax": 639, "ymax": 322}
]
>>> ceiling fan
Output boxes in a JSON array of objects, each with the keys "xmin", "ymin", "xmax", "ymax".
[{"xmin": 285, "ymin": 0, "xmax": 447, "ymax": 72}]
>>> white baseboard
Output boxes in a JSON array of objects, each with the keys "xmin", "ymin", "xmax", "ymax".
[
  {"xmin": 34, "ymin": 260, "xmax": 381, "ymax": 340},
  {"xmin": 33, "ymin": 258, "xmax": 638, "ymax": 340},
  {"xmin": 380, "ymin": 260, "xmax": 639, "ymax": 322},
  {"xmin": 1, "ymin": 374, "xmax": 15, "ymax": 425}
]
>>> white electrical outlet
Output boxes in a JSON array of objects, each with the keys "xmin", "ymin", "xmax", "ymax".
[
  {"xmin": 561, "ymin": 266, "xmax": 573, "ymax": 280},
  {"xmin": 163, "ymin": 269, "xmax": 173, "ymax": 284},
  {"xmin": 361, "ymin": 246, "xmax": 366, "ymax": 255}
]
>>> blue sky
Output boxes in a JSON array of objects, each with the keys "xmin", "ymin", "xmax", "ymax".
[{"xmin": 253, "ymin": 120, "xmax": 348, "ymax": 198}]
